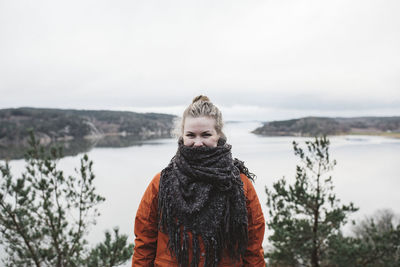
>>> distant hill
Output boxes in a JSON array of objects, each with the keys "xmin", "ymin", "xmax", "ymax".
[
  {"xmin": 252, "ymin": 116, "xmax": 400, "ymax": 137},
  {"xmin": 0, "ymin": 107, "xmax": 177, "ymax": 148}
]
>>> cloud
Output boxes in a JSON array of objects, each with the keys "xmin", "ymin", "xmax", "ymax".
[{"xmin": 0, "ymin": 0, "xmax": 399, "ymax": 119}]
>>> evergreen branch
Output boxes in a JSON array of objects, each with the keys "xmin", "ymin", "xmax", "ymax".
[{"xmin": 0, "ymin": 200, "xmax": 41, "ymax": 267}]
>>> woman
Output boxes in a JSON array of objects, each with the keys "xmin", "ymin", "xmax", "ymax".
[{"xmin": 132, "ymin": 96, "xmax": 265, "ymax": 267}]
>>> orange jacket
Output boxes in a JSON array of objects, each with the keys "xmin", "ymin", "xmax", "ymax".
[{"xmin": 132, "ymin": 173, "xmax": 265, "ymax": 267}]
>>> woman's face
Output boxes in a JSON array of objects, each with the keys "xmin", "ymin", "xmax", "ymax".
[{"xmin": 183, "ymin": 116, "xmax": 220, "ymax": 147}]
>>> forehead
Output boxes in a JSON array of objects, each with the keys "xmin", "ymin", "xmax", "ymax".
[{"xmin": 183, "ymin": 116, "xmax": 216, "ymax": 131}]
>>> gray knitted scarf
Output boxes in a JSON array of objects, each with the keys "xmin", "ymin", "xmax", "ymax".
[{"xmin": 158, "ymin": 138, "xmax": 255, "ymax": 267}]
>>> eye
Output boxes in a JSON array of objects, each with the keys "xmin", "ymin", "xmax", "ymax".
[
  {"xmin": 185, "ymin": 133, "xmax": 195, "ymax": 137},
  {"xmin": 202, "ymin": 133, "xmax": 211, "ymax": 137}
]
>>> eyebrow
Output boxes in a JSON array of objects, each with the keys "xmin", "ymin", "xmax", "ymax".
[{"xmin": 185, "ymin": 130, "xmax": 211, "ymax": 134}]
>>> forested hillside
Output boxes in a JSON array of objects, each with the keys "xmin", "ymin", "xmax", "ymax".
[
  {"xmin": 252, "ymin": 116, "xmax": 400, "ymax": 137},
  {"xmin": 0, "ymin": 108, "xmax": 176, "ymax": 158}
]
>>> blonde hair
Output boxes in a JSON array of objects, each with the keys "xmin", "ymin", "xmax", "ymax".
[{"xmin": 174, "ymin": 95, "xmax": 226, "ymax": 139}]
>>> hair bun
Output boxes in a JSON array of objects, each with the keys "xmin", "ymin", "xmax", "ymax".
[{"xmin": 192, "ymin": 95, "xmax": 210, "ymax": 103}]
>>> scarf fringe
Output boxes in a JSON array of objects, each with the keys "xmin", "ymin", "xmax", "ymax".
[{"xmin": 158, "ymin": 139, "xmax": 251, "ymax": 267}]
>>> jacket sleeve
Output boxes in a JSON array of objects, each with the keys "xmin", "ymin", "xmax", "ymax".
[
  {"xmin": 241, "ymin": 174, "xmax": 266, "ymax": 267},
  {"xmin": 132, "ymin": 173, "xmax": 160, "ymax": 267}
]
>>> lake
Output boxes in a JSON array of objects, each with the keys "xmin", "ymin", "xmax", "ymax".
[{"xmin": 3, "ymin": 121, "xmax": 400, "ymax": 265}]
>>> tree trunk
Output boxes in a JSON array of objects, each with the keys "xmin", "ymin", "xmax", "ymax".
[
  {"xmin": 312, "ymin": 172, "xmax": 321, "ymax": 267},
  {"xmin": 311, "ymin": 210, "xmax": 319, "ymax": 267}
]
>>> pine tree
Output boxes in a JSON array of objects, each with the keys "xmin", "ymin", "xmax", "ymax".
[
  {"xmin": 86, "ymin": 227, "xmax": 134, "ymax": 267},
  {"xmin": 0, "ymin": 132, "xmax": 133, "ymax": 266},
  {"xmin": 327, "ymin": 209, "xmax": 400, "ymax": 266},
  {"xmin": 265, "ymin": 136, "xmax": 358, "ymax": 267}
]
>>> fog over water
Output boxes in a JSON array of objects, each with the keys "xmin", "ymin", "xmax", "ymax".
[{"xmin": 4, "ymin": 122, "xmax": 400, "ymax": 265}]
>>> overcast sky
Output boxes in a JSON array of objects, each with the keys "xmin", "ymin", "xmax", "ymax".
[{"xmin": 1, "ymin": 0, "xmax": 399, "ymax": 121}]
